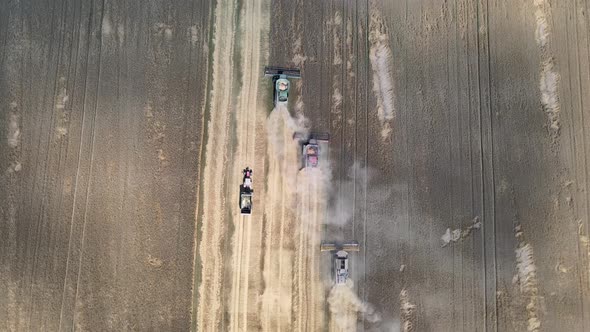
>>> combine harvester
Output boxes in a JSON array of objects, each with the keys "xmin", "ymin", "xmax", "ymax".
[
  {"xmin": 264, "ymin": 66, "xmax": 301, "ymax": 107},
  {"xmin": 320, "ymin": 241, "xmax": 360, "ymax": 285},
  {"xmin": 239, "ymin": 167, "xmax": 253, "ymax": 215},
  {"xmin": 294, "ymin": 132, "xmax": 329, "ymax": 169}
]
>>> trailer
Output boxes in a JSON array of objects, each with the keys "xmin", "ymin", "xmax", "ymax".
[{"xmin": 239, "ymin": 168, "xmax": 253, "ymax": 215}]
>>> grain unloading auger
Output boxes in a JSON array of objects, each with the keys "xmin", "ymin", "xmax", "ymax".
[{"xmin": 264, "ymin": 66, "xmax": 301, "ymax": 107}]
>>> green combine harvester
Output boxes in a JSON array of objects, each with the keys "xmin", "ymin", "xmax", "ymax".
[{"xmin": 264, "ymin": 66, "xmax": 301, "ymax": 107}]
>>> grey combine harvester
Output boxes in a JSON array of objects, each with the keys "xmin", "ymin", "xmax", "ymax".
[{"xmin": 320, "ymin": 241, "xmax": 360, "ymax": 285}]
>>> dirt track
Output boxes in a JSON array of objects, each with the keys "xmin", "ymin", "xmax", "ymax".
[{"xmin": 2, "ymin": 0, "xmax": 590, "ymax": 331}]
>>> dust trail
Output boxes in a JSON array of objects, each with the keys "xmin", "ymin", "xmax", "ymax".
[
  {"xmin": 533, "ymin": 2, "xmax": 549, "ymax": 47},
  {"xmin": 532, "ymin": 0, "xmax": 561, "ymax": 138},
  {"xmin": 346, "ymin": 18, "xmax": 355, "ymax": 78},
  {"xmin": 328, "ymin": 282, "xmax": 381, "ymax": 332},
  {"xmin": 260, "ymin": 106, "xmax": 300, "ymax": 331},
  {"xmin": 288, "ymin": 92, "xmax": 329, "ymax": 331},
  {"xmin": 7, "ymin": 111, "xmax": 20, "ymax": 148},
  {"xmin": 101, "ymin": 12, "xmax": 112, "ymax": 35},
  {"xmin": 441, "ymin": 216, "xmax": 482, "ymax": 247},
  {"xmin": 539, "ymin": 59, "xmax": 560, "ymax": 132},
  {"xmin": 266, "ymin": 105, "xmax": 309, "ymax": 159},
  {"xmin": 55, "ymin": 84, "xmax": 69, "ymax": 138},
  {"xmin": 578, "ymin": 220, "xmax": 590, "ymax": 281},
  {"xmin": 261, "ymin": 106, "xmax": 329, "ymax": 331},
  {"xmin": 368, "ymin": 1, "xmax": 395, "ymax": 140},
  {"xmin": 294, "ymin": 167, "xmax": 329, "ymax": 332},
  {"xmin": 4, "ymin": 103, "xmax": 21, "ymax": 331},
  {"xmin": 331, "ymin": 11, "xmax": 343, "ymax": 66},
  {"xmin": 514, "ymin": 225, "xmax": 542, "ymax": 331},
  {"xmin": 332, "ymin": 88, "xmax": 343, "ymax": 112},
  {"xmin": 325, "ymin": 162, "xmax": 376, "ymax": 228},
  {"xmin": 399, "ymin": 289, "xmax": 416, "ymax": 332}
]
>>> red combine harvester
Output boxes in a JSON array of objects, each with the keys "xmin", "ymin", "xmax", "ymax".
[{"xmin": 293, "ymin": 132, "xmax": 329, "ymax": 170}]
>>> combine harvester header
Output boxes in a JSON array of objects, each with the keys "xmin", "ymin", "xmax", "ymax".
[
  {"xmin": 320, "ymin": 241, "xmax": 360, "ymax": 252},
  {"xmin": 264, "ymin": 66, "xmax": 301, "ymax": 78}
]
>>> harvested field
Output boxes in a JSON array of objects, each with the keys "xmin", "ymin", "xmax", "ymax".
[{"xmin": 1, "ymin": 0, "xmax": 590, "ymax": 331}]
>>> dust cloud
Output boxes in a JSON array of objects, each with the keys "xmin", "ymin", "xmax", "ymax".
[
  {"xmin": 399, "ymin": 289, "xmax": 416, "ymax": 332},
  {"xmin": 7, "ymin": 112, "xmax": 20, "ymax": 148},
  {"xmin": 328, "ymin": 282, "xmax": 381, "ymax": 332},
  {"xmin": 267, "ymin": 105, "xmax": 308, "ymax": 159},
  {"xmin": 325, "ymin": 162, "xmax": 378, "ymax": 227},
  {"xmin": 514, "ymin": 225, "xmax": 542, "ymax": 332},
  {"xmin": 266, "ymin": 107, "xmax": 392, "ymax": 332},
  {"xmin": 539, "ymin": 59, "xmax": 560, "ymax": 132},
  {"xmin": 368, "ymin": 1, "xmax": 395, "ymax": 140},
  {"xmin": 532, "ymin": 0, "xmax": 561, "ymax": 137},
  {"xmin": 441, "ymin": 217, "xmax": 482, "ymax": 247}
]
